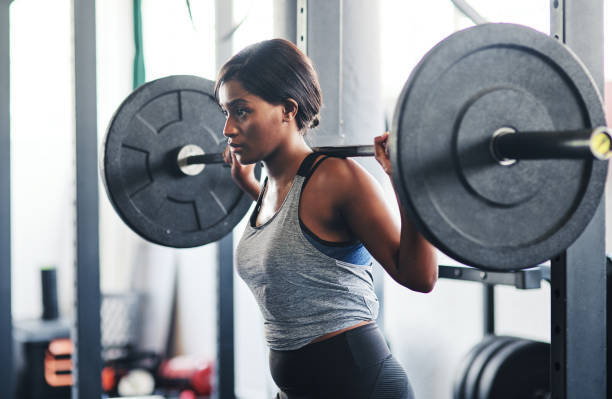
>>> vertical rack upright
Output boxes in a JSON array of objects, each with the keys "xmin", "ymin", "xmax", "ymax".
[
  {"xmin": 550, "ymin": 1, "xmax": 607, "ymax": 397},
  {"xmin": 73, "ymin": 0, "xmax": 102, "ymax": 397},
  {"xmin": 0, "ymin": 0, "xmax": 14, "ymax": 396}
]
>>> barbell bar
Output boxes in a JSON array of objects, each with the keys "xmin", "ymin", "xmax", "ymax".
[
  {"xmin": 176, "ymin": 127, "xmax": 612, "ymax": 176},
  {"xmin": 175, "ymin": 144, "xmax": 379, "ymax": 176}
]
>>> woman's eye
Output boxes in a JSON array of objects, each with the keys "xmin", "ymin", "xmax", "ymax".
[{"xmin": 224, "ymin": 107, "xmax": 249, "ymax": 120}]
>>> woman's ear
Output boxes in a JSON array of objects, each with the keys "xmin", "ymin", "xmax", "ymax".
[{"xmin": 282, "ymin": 98, "xmax": 299, "ymax": 123}]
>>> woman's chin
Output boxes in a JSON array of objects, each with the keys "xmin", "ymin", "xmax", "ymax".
[{"xmin": 235, "ymin": 153, "xmax": 256, "ymax": 165}]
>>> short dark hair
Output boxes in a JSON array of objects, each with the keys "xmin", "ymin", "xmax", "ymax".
[{"xmin": 214, "ymin": 38, "xmax": 322, "ymax": 131}]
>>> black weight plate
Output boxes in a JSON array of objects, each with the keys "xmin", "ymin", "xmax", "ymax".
[
  {"xmin": 463, "ymin": 336, "xmax": 520, "ymax": 399},
  {"xmin": 101, "ymin": 75, "xmax": 261, "ymax": 248},
  {"xmin": 478, "ymin": 339, "xmax": 550, "ymax": 399},
  {"xmin": 453, "ymin": 335, "xmax": 500, "ymax": 399},
  {"xmin": 390, "ymin": 23, "xmax": 608, "ymax": 271}
]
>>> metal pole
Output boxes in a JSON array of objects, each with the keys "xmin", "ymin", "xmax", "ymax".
[
  {"xmin": 550, "ymin": 1, "xmax": 606, "ymax": 398},
  {"xmin": 216, "ymin": 234, "xmax": 235, "ymax": 399},
  {"xmin": 73, "ymin": 0, "xmax": 101, "ymax": 398},
  {"xmin": 273, "ymin": 0, "xmax": 297, "ymax": 42},
  {"xmin": 450, "ymin": 0, "xmax": 488, "ymax": 25},
  {"xmin": 215, "ymin": 0, "xmax": 233, "ymax": 71},
  {"xmin": 214, "ymin": 1, "xmax": 235, "ymax": 398},
  {"xmin": 0, "ymin": 1, "xmax": 14, "ymax": 398},
  {"xmin": 483, "ymin": 285, "xmax": 495, "ymax": 336}
]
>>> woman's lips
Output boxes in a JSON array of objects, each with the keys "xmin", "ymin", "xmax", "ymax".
[{"xmin": 229, "ymin": 144, "xmax": 243, "ymax": 153}]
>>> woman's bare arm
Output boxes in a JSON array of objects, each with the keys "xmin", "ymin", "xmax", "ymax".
[{"xmin": 320, "ymin": 153, "xmax": 438, "ymax": 292}]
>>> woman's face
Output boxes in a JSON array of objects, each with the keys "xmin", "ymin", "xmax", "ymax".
[{"xmin": 217, "ymin": 79, "xmax": 286, "ymax": 165}]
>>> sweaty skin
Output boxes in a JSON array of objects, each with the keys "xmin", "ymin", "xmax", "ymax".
[{"xmin": 218, "ymin": 79, "xmax": 438, "ymax": 343}]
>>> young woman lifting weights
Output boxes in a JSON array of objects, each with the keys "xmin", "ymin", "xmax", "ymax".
[{"xmin": 217, "ymin": 38, "xmax": 437, "ymax": 399}]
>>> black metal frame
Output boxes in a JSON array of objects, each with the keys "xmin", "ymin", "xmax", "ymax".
[
  {"xmin": 217, "ymin": 235, "xmax": 235, "ymax": 399},
  {"xmin": 1, "ymin": 1, "xmax": 13, "ymax": 398},
  {"xmin": 550, "ymin": 1, "xmax": 607, "ymax": 398},
  {"xmin": 483, "ymin": 285, "xmax": 495, "ymax": 336},
  {"xmin": 438, "ymin": 265, "xmax": 550, "ymax": 289},
  {"xmin": 215, "ymin": 1, "xmax": 235, "ymax": 398},
  {"xmin": 73, "ymin": 0, "xmax": 101, "ymax": 398}
]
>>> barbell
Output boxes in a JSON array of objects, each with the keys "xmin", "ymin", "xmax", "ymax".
[
  {"xmin": 176, "ymin": 127, "xmax": 611, "ymax": 175},
  {"xmin": 100, "ymin": 23, "xmax": 609, "ymax": 271}
]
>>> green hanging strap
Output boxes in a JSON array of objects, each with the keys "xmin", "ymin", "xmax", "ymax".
[
  {"xmin": 186, "ymin": 0, "xmax": 194, "ymax": 24},
  {"xmin": 133, "ymin": 0, "xmax": 145, "ymax": 89}
]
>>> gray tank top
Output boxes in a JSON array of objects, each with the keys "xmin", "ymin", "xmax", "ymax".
[{"xmin": 235, "ymin": 154, "xmax": 379, "ymax": 351}]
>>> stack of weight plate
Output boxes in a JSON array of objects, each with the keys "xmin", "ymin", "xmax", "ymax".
[{"xmin": 453, "ymin": 335, "xmax": 550, "ymax": 399}]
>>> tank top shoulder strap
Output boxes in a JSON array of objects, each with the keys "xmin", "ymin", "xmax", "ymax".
[
  {"xmin": 297, "ymin": 152, "xmax": 326, "ymax": 177},
  {"xmin": 297, "ymin": 152, "xmax": 330, "ymax": 190},
  {"xmin": 249, "ymin": 176, "xmax": 268, "ymax": 227},
  {"xmin": 249, "ymin": 153, "xmax": 329, "ymax": 227}
]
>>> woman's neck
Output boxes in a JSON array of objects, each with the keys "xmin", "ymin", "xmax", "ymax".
[{"xmin": 263, "ymin": 134, "xmax": 312, "ymax": 185}]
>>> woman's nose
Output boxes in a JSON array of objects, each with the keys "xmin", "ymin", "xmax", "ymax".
[{"xmin": 223, "ymin": 116, "xmax": 237, "ymax": 138}]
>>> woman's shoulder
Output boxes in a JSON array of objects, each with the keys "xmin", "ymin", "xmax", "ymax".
[
  {"xmin": 314, "ymin": 155, "xmax": 363, "ymax": 175},
  {"xmin": 307, "ymin": 155, "xmax": 378, "ymax": 200}
]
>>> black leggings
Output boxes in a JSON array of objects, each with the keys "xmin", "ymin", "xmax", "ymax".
[{"xmin": 270, "ymin": 323, "xmax": 415, "ymax": 399}]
